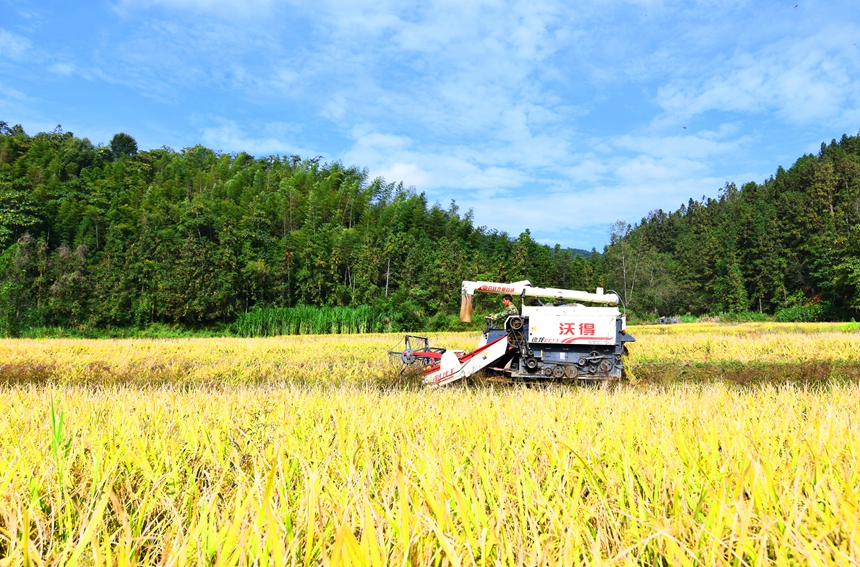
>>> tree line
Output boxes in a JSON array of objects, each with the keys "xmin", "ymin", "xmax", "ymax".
[
  {"xmin": 604, "ymin": 133, "xmax": 860, "ymax": 321},
  {"xmin": 0, "ymin": 123, "xmax": 601, "ymax": 335},
  {"xmin": 1, "ymin": 122, "xmax": 858, "ymax": 336}
]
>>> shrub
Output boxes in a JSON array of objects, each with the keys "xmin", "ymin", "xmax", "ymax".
[
  {"xmin": 426, "ymin": 313, "xmax": 478, "ymax": 332},
  {"xmin": 775, "ymin": 303, "xmax": 824, "ymax": 323}
]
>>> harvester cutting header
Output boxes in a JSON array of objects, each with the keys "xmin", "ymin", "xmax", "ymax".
[{"xmin": 390, "ymin": 280, "xmax": 635, "ymax": 387}]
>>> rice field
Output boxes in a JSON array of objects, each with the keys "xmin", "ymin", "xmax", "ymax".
[{"xmin": 1, "ymin": 324, "xmax": 859, "ymax": 565}]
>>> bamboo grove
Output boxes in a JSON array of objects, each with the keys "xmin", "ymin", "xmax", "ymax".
[{"xmin": 1, "ymin": 123, "xmax": 859, "ymax": 335}]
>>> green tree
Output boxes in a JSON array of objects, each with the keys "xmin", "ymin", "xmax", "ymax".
[{"xmin": 109, "ymin": 133, "xmax": 138, "ymax": 160}]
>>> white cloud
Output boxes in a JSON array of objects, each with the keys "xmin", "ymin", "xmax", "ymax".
[
  {"xmin": 0, "ymin": 82, "xmax": 29, "ymax": 102},
  {"xmin": 48, "ymin": 62, "xmax": 76, "ymax": 76},
  {"xmin": 558, "ymin": 159, "xmax": 611, "ymax": 183},
  {"xmin": 615, "ymin": 159, "xmax": 684, "ymax": 183},
  {"xmin": 0, "ymin": 28, "xmax": 31, "ymax": 60},
  {"xmin": 81, "ymin": 19, "xmax": 283, "ymax": 102},
  {"xmin": 614, "ymin": 132, "xmax": 746, "ymax": 161},
  {"xmin": 320, "ymin": 94, "xmax": 347, "ymax": 122},
  {"xmin": 375, "ymin": 163, "xmax": 433, "ymax": 189},
  {"xmin": 199, "ymin": 118, "xmax": 317, "ymax": 157},
  {"xmin": 342, "ymin": 130, "xmax": 531, "ymax": 194},
  {"xmin": 655, "ymin": 25, "xmax": 860, "ymax": 127},
  {"xmin": 0, "ymin": 83, "xmax": 60, "ymax": 137},
  {"xmin": 114, "ymin": 0, "xmax": 276, "ymax": 18},
  {"xmin": 8, "ymin": 0, "xmax": 860, "ymax": 250},
  {"xmin": 455, "ymin": 173, "xmax": 740, "ymax": 248}
]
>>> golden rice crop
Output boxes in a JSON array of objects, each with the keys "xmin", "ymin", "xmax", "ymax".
[
  {"xmin": 0, "ymin": 325, "xmax": 858, "ymax": 565},
  {"xmin": 3, "ymin": 328, "xmax": 857, "ymax": 386},
  {"xmin": 630, "ymin": 332, "xmax": 860, "ymax": 364},
  {"xmin": 0, "ymin": 334, "xmax": 475, "ymax": 386},
  {"xmin": 2, "ymin": 383, "xmax": 859, "ymax": 565},
  {"xmin": 625, "ymin": 325, "xmax": 860, "ymax": 384}
]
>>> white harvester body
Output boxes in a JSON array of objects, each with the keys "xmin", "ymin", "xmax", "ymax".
[{"xmin": 391, "ymin": 280, "xmax": 634, "ymax": 387}]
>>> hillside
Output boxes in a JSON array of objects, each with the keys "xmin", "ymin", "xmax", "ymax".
[
  {"xmin": 1, "ymin": 123, "xmax": 859, "ymax": 335},
  {"xmin": 0, "ymin": 124, "xmax": 600, "ymax": 334},
  {"xmin": 606, "ymin": 134, "xmax": 860, "ymax": 320}
]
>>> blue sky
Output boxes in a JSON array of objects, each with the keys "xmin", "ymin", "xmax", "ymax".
[{"xmin": 2, "ymin": 0, "xmax": 859, "ymax": 250}]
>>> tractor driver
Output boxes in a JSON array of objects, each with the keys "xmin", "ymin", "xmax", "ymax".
[{"xmin": 485, "ymin": 294, "xmax": 519, "ymax": 326}]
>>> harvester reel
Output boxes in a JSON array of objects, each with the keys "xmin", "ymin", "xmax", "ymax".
[
  {"xmin": 508, "ymin": 316, "xmax": 524, "ymax": 331},
  {"xmin": 388, "ymin": 335, "xmax": 449, "ymax": 380},
  {"xmin": 401, "ymin": 349, "xmax": 417, "ymax": 365}
]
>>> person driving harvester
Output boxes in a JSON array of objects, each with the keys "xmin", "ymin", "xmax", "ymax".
[{"xmin": 485, "ymin": 294, "xmax": 519, "ymax": 326}]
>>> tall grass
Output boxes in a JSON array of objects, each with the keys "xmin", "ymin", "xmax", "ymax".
[{"xmin": 233, "ymin": 305, "xmax": 390, "ymax": 337}]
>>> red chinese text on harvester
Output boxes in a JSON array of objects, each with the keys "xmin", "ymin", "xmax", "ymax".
[{"xmin": 559, "ymin": 322, "xmax": 595, "ymax": 336}]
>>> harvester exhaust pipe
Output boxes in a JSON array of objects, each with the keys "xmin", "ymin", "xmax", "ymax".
[{"xmin": 459, "ymin": 293, "xmax": 473, "ymax": 322}]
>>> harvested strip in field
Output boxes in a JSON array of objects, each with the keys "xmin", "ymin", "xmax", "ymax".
[
  {"xmin": 0, "ymin": 334, "xmax": 476, "ymax": 386},
  {"xmin": 633, "ymin": 361, "xmax": 860, "ymax": 384},
  {"xmin": 2, "ymin": 327, "xmax": 859, "ymax": 385}
]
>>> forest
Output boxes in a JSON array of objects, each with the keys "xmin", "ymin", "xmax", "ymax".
[
  {"xmin": 1, "ymin": 122, "xmax": 858, "ymax": 335},
  {"xmin": 608, "ymin": 133, "xmax": 860, "ymax": 322}
]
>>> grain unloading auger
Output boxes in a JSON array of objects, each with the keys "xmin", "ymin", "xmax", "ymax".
[{"xmin": 388, "ymin": 281, "xmax": 636, "ymax": 387}]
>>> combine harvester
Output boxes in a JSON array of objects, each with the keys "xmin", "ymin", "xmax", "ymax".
[{"xmin": 390, "ymin": 281, "xmax": 635, "ymax": 387}]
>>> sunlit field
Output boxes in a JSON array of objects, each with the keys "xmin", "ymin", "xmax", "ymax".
[{"xmin": 1, "ymin": 324, "xmax": 859, "ymax": 565}]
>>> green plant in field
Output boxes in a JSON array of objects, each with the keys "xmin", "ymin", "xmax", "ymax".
[
  {"xmin": 49, "ymin": 397, "xmax": 76, "ymax": 542},
  {"xmin": 50, "ymin": 398, "xmax": 71, "ymax": 466}
]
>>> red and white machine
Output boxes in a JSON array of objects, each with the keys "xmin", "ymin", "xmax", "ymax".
[{"xmin": 390, "ymin": 280, "xmax": 635, "ymax": 387}]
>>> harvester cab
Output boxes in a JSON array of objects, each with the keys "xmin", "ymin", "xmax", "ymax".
[{"xmin": 389, "ymin": 280, "xmax": 636, "ymax": 387}]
